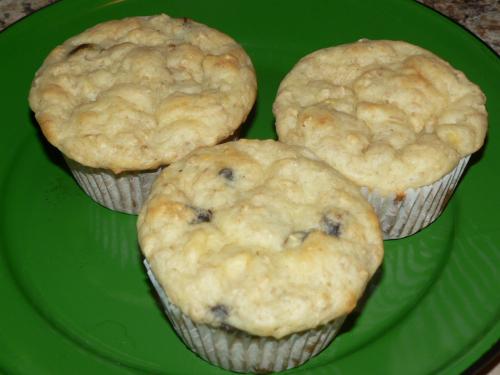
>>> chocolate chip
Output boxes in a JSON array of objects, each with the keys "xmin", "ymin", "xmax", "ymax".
[
  {"xmin": 190, "ymin": 206, "xmax": 213, "ymax": 224},
  {"xmin": 210, "ymin": 304, "xmax": 229, "ymax": 320},
  {"xmin": 67, "ymin": 43, "xmax": 97, "ymax": 56},
  {"xmin": 218, "ymin": 167, "xmax": 234, "ymax": 181},
  {"xmin": 321, "ymin": 215, "xmax": 341, "ymax": 237}
]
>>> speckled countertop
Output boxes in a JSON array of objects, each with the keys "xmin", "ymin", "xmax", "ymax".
[
  {"xmin": 0, "ymin": 0, "xmax": 498, "ymax": 374},
  {"xmin": 0, "ymin": 0, "xmax": 58, "ymax": 30}
]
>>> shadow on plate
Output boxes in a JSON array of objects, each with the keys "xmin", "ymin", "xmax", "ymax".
[
  {"xmin": 337, "ymin": 266, "xmax": 384, "ymax": 335},
  {"xmin": 237, "ymin": 100, "xmax": 258, "ymax": 139},
  {"xmin": 462, "ymin": 134, "xmax": 487, "ymax": 179},
  {"xmin": 29, "ymin": 109, "xmax": 72, "ymax": 178}
]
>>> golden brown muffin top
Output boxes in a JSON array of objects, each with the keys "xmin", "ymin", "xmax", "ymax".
[
  {"xmin": 29, "ymin": 14, "xmax": 257, "ymax": 172},
  {"xmin": 138, "ymin": 139, "xmax": 383, "ymax": 338},
  {"xmin": 274, "ymin": 40, "xmax": 487, "ymax": 193}
]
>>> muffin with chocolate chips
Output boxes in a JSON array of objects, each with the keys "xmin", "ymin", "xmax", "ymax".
[
  {"xmin": 273, "ymin": 39, "xmax": 487, "ymax": 238},
  {"xmin": 138, "ymin": 139, "xmax": 383, "ymax": 373},
  {"xmin": 29, "ymin": 14, "xmax": 256, "ymax": 213}
]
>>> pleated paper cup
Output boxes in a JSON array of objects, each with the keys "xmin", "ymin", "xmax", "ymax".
[
  {"xmin": 65, "ymin": 157, "xmax": 162, "ymax": 214},
  {"xmin": 144, "ymin": 260, "xmax": 345, "ymax": 373},
  {"xmin": 361, "ymin": 156, "xmax": 470, "ymax": 239}
]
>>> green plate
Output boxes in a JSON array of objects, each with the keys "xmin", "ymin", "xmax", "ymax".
[{"xmin": 0, "ymin": 0, "xmax": 498, "ymax": 374}]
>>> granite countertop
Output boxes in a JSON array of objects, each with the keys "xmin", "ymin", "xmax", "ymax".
[{"xmin": 0, "ymin": 0, "xmax": 498, "ymax": 374}]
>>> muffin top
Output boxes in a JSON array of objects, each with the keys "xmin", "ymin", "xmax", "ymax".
[
  {"xmin": 273, "ymin": 40, "xmax": 487, "ymax": 194},
  {"xmin": 138, "ymin": 139, "xmax": 383, "ymax": 338},
  {"xmin": 29, "ymin": 14, "xmax": 256, "ymax": 173}
]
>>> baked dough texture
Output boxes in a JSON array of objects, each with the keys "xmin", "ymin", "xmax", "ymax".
[
  {"xmin": 29, "ymin": 14, "xmax": 257, "ymax": 173},
  {"xmin": 138, "ymin": 139, "xmax": 383, "ymax": 338},
  {"xmin": 273, "ymin": 40, "xmax": 487, "ymax": 193}
]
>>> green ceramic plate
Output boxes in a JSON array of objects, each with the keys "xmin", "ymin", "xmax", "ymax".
[{"xmin": 0, "ymin": 0, "xmax": 498, "ymax": 374}]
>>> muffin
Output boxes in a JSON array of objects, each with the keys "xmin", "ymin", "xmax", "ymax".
[
  {"xmin": 29, "ymin": 14, "xmax": 257, "ymax": 214},
  {"xmin": 273, "ymin": 39, "xmax": 487, "ymax": 239},
  {"xmin": 138, "ymin": 139, "xmax": 383, "ymax": 372}
]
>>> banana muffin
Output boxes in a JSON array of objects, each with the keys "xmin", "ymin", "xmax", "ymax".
[
  {"xmin": 273, "ymin": 39, "xmax": 487, "ymax": 238},
  {"xmin": 29, "ymin": 14, "xmax": 257, "ymax": 213},
  {"xmin": 138, "ymin": 139, "xmax": 383, "ymax": 372}
]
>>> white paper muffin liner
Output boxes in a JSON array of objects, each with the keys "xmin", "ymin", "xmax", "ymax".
[
  {"xmin": 361, "ymin": 155, "xmax": 470, "ymax": 239},
  {"xmin": 144, "ymin": 260, "xmax": 345, "ymax": 373},
  {"xmin": 65, "ymin": 157, "xmax": 162, "ymax": 214}
]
